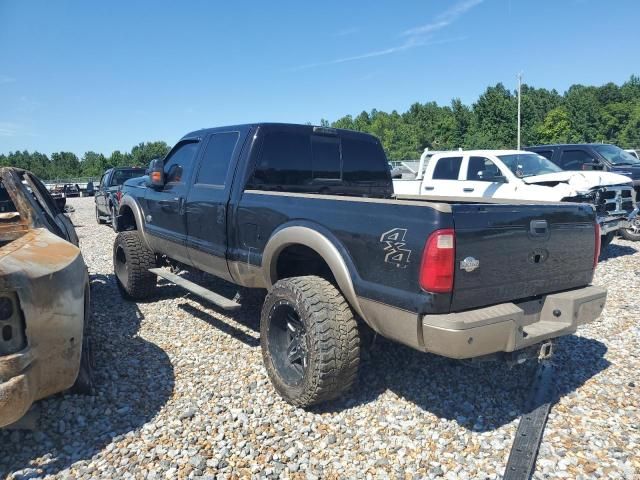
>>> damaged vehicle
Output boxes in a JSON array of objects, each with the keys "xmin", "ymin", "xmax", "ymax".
[
  {"xmin": 0, "ymin": 167, "xmax": 92, "ymax": 428},
  {"xmin": 393, "ymin": 150, "xmax": 636, "ymax": 247}
]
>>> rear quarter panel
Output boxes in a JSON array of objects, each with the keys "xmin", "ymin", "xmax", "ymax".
[{"xmin": 230, "ymin": 191, "xmax": 453, "ymax": 314}]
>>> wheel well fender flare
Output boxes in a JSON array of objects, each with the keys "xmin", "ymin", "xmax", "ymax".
[
  {"xmin": 262, "ymin": 223, "xmax": 365, "ymax": 319},
  {"xmin": 117, "ymin": 195, "xmax": 152, "ymax": 249}
]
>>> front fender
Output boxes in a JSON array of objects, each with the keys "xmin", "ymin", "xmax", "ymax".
[
  {"xmin": 118, "ymin": 195, "xmax": 153, "ymax": 250},
  {"xmin": 261, "ymin": 222, "xmax": 365, "ymax": 319}
]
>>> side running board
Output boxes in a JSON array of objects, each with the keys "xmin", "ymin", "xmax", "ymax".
[{"xmin": 149, "ymin": 268, "xmax": 241, "ymax": 311}]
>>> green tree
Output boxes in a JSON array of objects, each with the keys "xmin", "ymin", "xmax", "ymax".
[{"xmin": 537, "ymin": 107, "xmax": 574, "ymax": 144}]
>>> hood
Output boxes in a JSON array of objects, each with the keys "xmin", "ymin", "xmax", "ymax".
[
  {"xmin": 609, "ymin": 165, "xmax": 640, "ymax": 180},
  {"xmin": 522, "ymin": 171, "xmax": 632, "ymax": 190}
]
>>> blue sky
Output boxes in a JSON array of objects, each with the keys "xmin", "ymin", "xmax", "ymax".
[{"xmin": 1, "ymin": 0, "xmax": 639, "ymax": 157}]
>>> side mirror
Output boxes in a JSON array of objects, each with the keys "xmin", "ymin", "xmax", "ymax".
[
  {"xmin": 478, "ymin": 170, "xmax": 507, "ymax": 183},
  {"xmin": 148, "ymin": 158, "xmax": 165, "ymax": 187},
  {"xmin": 582, "ymin": 161, "xmax": 602, "ymax": 171}
]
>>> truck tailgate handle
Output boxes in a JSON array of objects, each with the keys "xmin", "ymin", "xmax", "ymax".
[
  {"xmin": 463, "ymin": 187, "xmax": 474, "ymax": 192},
  {"xmin": 424, "ymin": 185, "xmax": 434, "ymax": 191},
  {"xmin": 530, "ymin": 220, "xmax": 548, "ymax": 237}
]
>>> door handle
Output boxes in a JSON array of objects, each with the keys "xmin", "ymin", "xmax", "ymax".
[
  {"xmin": 463, "ymin": 187, "xmax": 475, "ymax": 192},
  {"xmin": 423, "ymin": 186, "xmax": 435, "ymax": 191}
]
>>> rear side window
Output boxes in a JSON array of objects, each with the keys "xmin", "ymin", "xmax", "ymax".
[
  {"xmin": 196, "ymin": 132, "xmax": 239, "ymax": 186},
  {"xmin": 560, "ymin": 150, "xmax": 595, "ymax": 170},
  {"xmin": 432, "ymin": 157, "xmax": 462, "ymax": 180}
]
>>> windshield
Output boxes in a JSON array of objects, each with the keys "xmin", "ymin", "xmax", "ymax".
[
  {"xmin": 593, "ymin": 145, "xmax": 640, "ymax": 165},
  {"xmin": 497, "ymin": 153, "xmax": 563, "ymax": 178},
  {"xmin": 110, "ymin": 169, "xmax": 146, "ymax": 186}
]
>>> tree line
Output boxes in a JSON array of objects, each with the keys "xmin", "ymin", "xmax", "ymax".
[
  {"xmin": 2, "ymin": 76, "xmax": 639, "ymax": 179},
  {"xmin": 0, "ymin": 141, "xmax": 171, "ymax": 180},
  {"xmin": 327, "ymin": 75, "xmax": 640, "ymax": 160}
]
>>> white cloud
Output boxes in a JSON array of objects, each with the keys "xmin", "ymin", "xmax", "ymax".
[
  {"xmin": 289, "ymin": 0, "xmax": 482, "ymax": 71},
  {"xmin": 333, "ymin": 27, "xmax": 359, "ymax": 37},
  {"xmin": 402, "ymin": 0, "xmax": 484, "ymax": 36},
  {"xmin": 0, "ymin": 122, "xmax": 20, "ymax": 137}
]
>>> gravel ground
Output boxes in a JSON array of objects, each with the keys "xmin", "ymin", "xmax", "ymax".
[{"xmin": 1, "ymin": 196, "xmax": 638, "ymax": 479}]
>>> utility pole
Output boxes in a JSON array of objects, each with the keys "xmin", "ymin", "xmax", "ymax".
[{"xmin": 517, "ymin": 72, "xmax": 522, "ymax": 150}]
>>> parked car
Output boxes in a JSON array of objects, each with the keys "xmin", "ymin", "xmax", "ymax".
[
  {"xmin": 84, "ymin": 181, "xmax": 95, "ymax": 197},
  {"xmin": 112, "ymin": 123, "xmax": 606, "ymax": 407},
  {"xmin": 0, "ymin": 167, "xmax": 93, "ymax": 428},
  {"xmin": 95, "ymin": 167, "xmax": 146, "ymax": 230},
  {"xmin": 63, "ymin": 183, "xmax": 81, "ymax": 198},
  {"xmin": 526, "ymin": 144, "xmax": 640, "ymax": 241},
  {"xmin": 393, "ymin": 149, "xmax": 635, "ymax": 248}
]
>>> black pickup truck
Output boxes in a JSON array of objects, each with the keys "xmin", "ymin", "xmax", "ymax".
[
  {"xmin": 95, "ymin": 167, "xmax": 146, "ymax": 230},
  {"xmin": 113, "ymin": 123, "xmax": 606, "ymax": 406}
]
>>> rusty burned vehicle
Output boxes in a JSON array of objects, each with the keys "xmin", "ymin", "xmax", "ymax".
[{"xmin": 0, "ymin": 167, "xmax": 92, "ymax": 428}]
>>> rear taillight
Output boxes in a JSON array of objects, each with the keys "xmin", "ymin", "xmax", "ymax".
[
  {"xmin": 594, "ymin": 223, "xmax": 601, "ymax": 267},
  {"xmin": 420, "ymin": 229, "xmax": 455, "ymax": 293},
  {"xmin": 116, "ymin": 190, "xmax": 123, "ymax": 202}
]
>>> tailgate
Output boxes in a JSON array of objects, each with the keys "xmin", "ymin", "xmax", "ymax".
[{"xmin": 451, "ymin": 203, "xmax": 596, "ymax": 311}]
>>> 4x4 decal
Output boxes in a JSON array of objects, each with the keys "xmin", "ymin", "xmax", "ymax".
[{"xmin": 380, "ymin": 228, "xmax": 412, "ymax": 268}]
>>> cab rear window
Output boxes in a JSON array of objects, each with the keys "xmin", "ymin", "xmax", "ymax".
[{"xmin": 248, "ymin": 130, "xmax": 390, "ymax": 193}]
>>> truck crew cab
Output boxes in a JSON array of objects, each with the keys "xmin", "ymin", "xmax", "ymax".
[{"xmin": 113, "ymin": 123, "xmax": 606, "ymax": 407}]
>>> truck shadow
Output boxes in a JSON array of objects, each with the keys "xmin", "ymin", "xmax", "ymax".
[
  {"xmin": 599, "ymin": 242, "xmax": 637, "ymax": 261},
  {"xmin": 0, "ymin": 273, "xmax": 175, "ymax": 478},
  {"xmin": 316, "ymin": 334, "xmax": 609, "ymax": 432}
]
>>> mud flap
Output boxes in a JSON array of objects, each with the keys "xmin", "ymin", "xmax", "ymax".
[{"xmin": 503, "ymin": 355, "xmax": 556, "ymax": 480}]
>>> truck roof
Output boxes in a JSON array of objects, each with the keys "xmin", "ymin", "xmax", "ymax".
[
  {"xmin": 181, "ymin": 122, "xmax": 380, "ymax": 142},
  {"xmin": 526, "ymin": 143, "xmax": 616, "ymax": 148},
  {"xmin": 433, "ymin": 149, "xmax": 532, "ymax": 157}
]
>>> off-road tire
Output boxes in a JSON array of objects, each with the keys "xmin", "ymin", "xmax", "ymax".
[
  {"xmin": 113, "ymin": 231, "xmax": 157, "ymax": 300},
  {"xmin": 72, "ymin": 289, "xmax": 95, "ymax": 394},
  {"xmin": 601, "ymin": 232, "xmax": 615, "ymax": 250},
  {"xmin": 260, "ymin": 276, "xmax": 360, "ymax": 407},
  {"xmin": 95, "ymin": 205, "xmax": 106, "ymax": 224}
]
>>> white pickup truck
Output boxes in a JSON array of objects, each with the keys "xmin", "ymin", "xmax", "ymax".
[{"xmin": 393, "ymin": 149, "xmax": 637, "ymax": 245}]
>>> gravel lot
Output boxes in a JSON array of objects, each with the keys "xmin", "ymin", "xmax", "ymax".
[{"xmin": 1, "ymin": 196, "xmax": 638, "ymax": 479}]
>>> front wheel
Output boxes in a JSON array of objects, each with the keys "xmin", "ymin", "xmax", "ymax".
[
  {"xmin": 95, "ymin": 205, "xmax": 106, "ymax": 224},
  {"xmin": 113, "ymin": 231, "xmax": 158, "ymax": 300},
  {"xmin": 601, "ymin": 232, "xmax": 615, "ymax": 249},
  {"xmin": 620, "ymin": 217, "xmax": 640, "ymax": 241},
  {"xmin": 260, "ymin": 276, "xmax": 360, "ymax": 407}
]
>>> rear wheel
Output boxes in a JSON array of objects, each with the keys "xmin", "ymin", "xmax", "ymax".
[
  {"xmin": 260, "ymin": 276, "xmax": 360, "ymax": 407},
  {"xmin": 620, "ymin": 218, "xmax": 640, "ymax": 241},
  {"xmin": 113, "ymin": 231, "xmax": 157, "ymax": 300},
  {"xmin": 95, "ymin": 205, "xmax": 106, "ymax": 224}
]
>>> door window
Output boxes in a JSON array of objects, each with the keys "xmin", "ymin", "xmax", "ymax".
[
  {"xmin": 196, "ymin": 132, "xmax": 240, "ymax": 186},
  {"xmin": 559, "ymin": 150, "xmax": 595, "ymax": 170},
  {"xmin": 467, "ymin": 156, "xmax": 502, "ymax": 181},
  {"xmin": 250, "ymin": 131, "xmax": 312, "ymax": 188},
  {"xmin": 163, "ymin": 141, "xmax": 200, "ymax": 184},
  {"xmin": 432, "ymin": 157, "xmax": 463, "ymax": 180}
]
